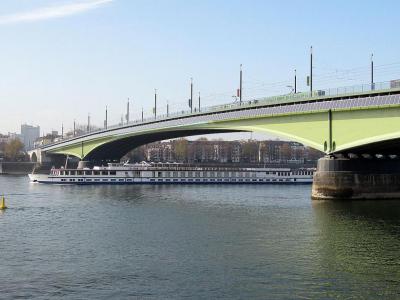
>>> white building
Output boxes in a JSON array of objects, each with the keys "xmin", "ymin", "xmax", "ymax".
[{"xmin": 21, "ymin": 124, "xmax": 40, "ymax": 150}]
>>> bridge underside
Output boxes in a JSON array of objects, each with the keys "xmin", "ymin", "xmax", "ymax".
[
  {"xmin": 43, "ymin": 103, "xmax": 400, "ymax": 162},
  {"xmin": 85, "ymin": 129, "xmax": 245, "ymax": 161},
  {"xmin": 48, "ymin": 129, "xmax": 246, "ymax": 162},
  {"xmin": 340, "ymin": 138, "xmax": 400, "ymax": 155}
]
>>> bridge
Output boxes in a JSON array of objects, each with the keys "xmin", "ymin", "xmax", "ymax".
[
  {"xmin": 29, "ymin": 80, "xmax": 400, "ymax": 200},
  {"xmin": 31, "ymin": 80, "xmax": 400, "ymax": 161}
]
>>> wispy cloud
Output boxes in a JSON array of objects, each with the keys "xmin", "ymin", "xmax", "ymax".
[{"xmin": 0, "ymin": 0, "xmax": 113, "ymax": 25}]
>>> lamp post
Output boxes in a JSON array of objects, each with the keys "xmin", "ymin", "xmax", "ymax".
[
  {"xmin": 154, "ymin": 89, "xmax": 157, "ymax": 119},
  {"xmin": 310, "ymin": 46, "xmax": 313, "ymax": 94},
  {"xmin": 190, "ymin": 78, "xmax": 193, "ymax": 113},
  {"xmin": 198, "ymin": 92, "xmax": 201, "ymax": 112},
  {"xmin": 371, "ymin": 53, "xmax": 374, "ymax": 90},
  {"xmin": 105, "ymin": 106, "xmax": 108, "ymax": 129},
  {"xmin": 239, "ymin": 64, "xmax": 243, "ymax": 105}
]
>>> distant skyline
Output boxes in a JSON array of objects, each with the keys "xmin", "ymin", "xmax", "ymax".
[{"xmin": 0, "ymin": 0, "xmax": 400, "ymax": 136}]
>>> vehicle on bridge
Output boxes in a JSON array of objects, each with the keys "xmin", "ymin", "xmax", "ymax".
[{"xmin": 28, "ymin": 162, "xmax": 314, "ymax": 185}]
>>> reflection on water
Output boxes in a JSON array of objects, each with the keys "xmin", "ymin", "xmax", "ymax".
[
  {"xmin": 0, "ymin": 176, "xmax": 400, "ymax": 298},
  {"xmin": 312, "ymin": 200, "xmax": 400, "ymax": 298}
]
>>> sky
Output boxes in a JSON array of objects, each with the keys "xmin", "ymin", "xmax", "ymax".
[{"xmin": 0, "ymin": 0, "xmax": 399, "ymax": 138}]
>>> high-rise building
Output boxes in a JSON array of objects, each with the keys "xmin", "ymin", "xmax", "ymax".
[{"xmin": 21, "ymin": 124, "xmax": 40, "ymax": 150}]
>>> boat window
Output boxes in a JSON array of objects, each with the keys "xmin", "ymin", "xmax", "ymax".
[
  {"xmin": 110, "ymin": 171, "xmax": 116, "ymax": 175},
  {"xmin": 101, "ymin": 171, "xmax": 108, "ymax": 175},
  {"xmin": 77, "ymin": 171, "xmax": 83, "ymax": 175},
  {"xmin": 85, "ymin": 171, "xmax": 91, "ymax": 175},
  {"xmin": 93, "ymin": 171, "xmax": 100, "ymax": 175}
]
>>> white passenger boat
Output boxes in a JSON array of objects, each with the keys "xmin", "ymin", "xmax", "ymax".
[{"xmin": 29, "ymin": 162, "xmax": 314, "ymax": 184}]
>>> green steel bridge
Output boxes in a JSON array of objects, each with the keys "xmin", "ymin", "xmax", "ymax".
[{"xmin": 30, "ymin": 81, "xmax": 400, "ymax": 163}]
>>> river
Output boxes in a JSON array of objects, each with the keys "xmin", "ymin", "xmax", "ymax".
[{"xmin": 0, "ymin": 176, "xmax": 399, "ymax": 299}]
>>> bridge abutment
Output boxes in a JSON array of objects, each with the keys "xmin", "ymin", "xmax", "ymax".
[{"xmin": 312, "ymin": 157, "xmax": 400, "ymax": 200}]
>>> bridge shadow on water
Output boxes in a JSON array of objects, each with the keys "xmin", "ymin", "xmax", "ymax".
[{"xmin": 311, "ymin": 199, "xmax": 400, "ymax": 297}]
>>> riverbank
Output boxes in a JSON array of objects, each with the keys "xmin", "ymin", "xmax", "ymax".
[{"xmin": 0, "ymin": 162, "xmax": 38, "ymax": 175}]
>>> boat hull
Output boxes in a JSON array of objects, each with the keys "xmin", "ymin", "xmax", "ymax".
[{"xmin": 29, "ymin": 174, "xmax": 312, "ymax": 185}]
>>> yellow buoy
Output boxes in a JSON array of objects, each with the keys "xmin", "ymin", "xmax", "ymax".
[{"xmin": 0, "ymin": 196, "xmax": 7, "ymax": 210}]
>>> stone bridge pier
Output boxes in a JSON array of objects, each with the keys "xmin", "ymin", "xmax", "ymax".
[
  {"xmin": 312, "ymin": 156, "xmax": 400, "ymax": 200},
  {"xmin": 27, "ymin": 149, "xmax": 70, "ymax": 172}
]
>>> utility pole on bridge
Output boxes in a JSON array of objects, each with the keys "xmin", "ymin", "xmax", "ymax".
[
  {"xmin": 87, "ymin": 114, "xmax": 90, "ymax": 133},
  {"xmin": 105, "ymin": 106, "xmax": 108, "ymax": 129},
  {"xmin": 310, "ymin": 46, "xmax": 313, "ymax": 94},
  {"xmin": 198, "ymin": 92, "xmax": 201, "ymax": 112},
  {"xmin": 126, "ymin": 98, "xmax": 130, "ymax": 124},
  {"xmin": 154, "ymin": 89, "xmax": 157, "ymax": 119},
  {"xmin": 190, "ymin": 78, "xmax": 193, "ymax": 113},
  {"xmin": 239, "ymin": 64, "xmax": 243, "ymax": 105},
  {"xmin": 371, "ymin": 53, "xmax": 374, "ymax": 90}
]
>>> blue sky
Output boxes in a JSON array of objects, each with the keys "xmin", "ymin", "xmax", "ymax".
[{"xmin": 0, "ymin": 0, "xmax": 399, "ymax": 135}]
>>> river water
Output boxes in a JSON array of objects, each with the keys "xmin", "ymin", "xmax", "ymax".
[{"xmin": 0, "ymin": 176, "xmax": 399, "ymax": 299}]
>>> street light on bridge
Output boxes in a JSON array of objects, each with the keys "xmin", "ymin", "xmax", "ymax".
[
  {"xmin": 189, "ymin": 77, "xmax": 193, "ymax": 113},
  {"xmin": 239, "ymin": 64, "xmax": 243, "ymax": 105},
  {"xmin": 371, "ymin": 53, "xmax": 374, "ymax": 90},
  {"xmin": 104, "ymin": 106, "xmax": 108, "ymax": 129},
  {"xmin": 154, "ymin": 89, "xmax": 157, "ymax": 119}
]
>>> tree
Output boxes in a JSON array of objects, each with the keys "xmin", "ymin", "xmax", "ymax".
[
  {"xmin": 241, "ymin": 140, "xmax": 259, "ymax": 163},
  {"xmin": 4, "ymin": 139, "xmax": 24, "ymax": 161},
  {"xmin": 306, "ymin": 147, "xmax": 324, "ymax": 161},
  {"xmin": 173, "ymin": 138, "xmax": 188, "ymax": 162},
  {"xmin": 280, "ymin": 143, "xmax": 292, "ymax": 162},
  {"xmin": 124, "ymin": 146, "xmax": 146, "ymax": 162}
]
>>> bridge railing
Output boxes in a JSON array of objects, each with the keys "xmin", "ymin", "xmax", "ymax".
[{"xmin": 41, "ymin": 80, "xmax": 400, "ymax": 148}]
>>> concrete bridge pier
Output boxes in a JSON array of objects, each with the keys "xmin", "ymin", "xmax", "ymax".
[{"xmin": 312, "ymin": 156, "xmax": 400, "ymax": 200}]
